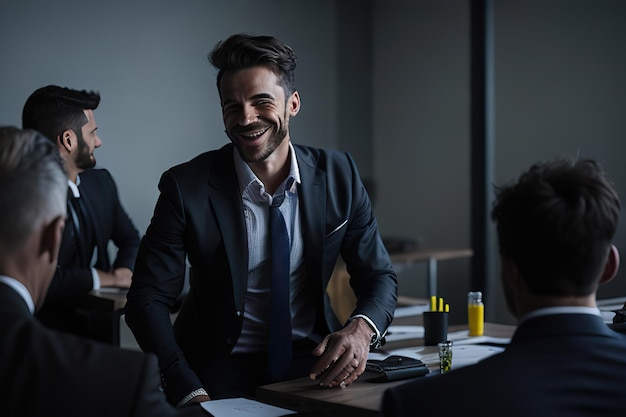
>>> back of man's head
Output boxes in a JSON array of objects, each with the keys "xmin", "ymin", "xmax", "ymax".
[
  {"xmin": 22, "ymin": 85, "xmax": 100, "ymax": 145},
  {"xmin": 0, "ymin": 126, "xmax": 67, "ymax": 253},
  {"xmin": 491, "ymin": 157, "xmax": 620, "ymax": 296}
]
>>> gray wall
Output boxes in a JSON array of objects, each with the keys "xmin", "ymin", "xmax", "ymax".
[
  {"xmin": 0, "ymin": 0, "xmax": 338, "ymax": 235},
  {"xmin": 2, "ymin": 0, "xmax": 626, "ymax": 325},
  {"xmin": 372, "ymin": 0, "xmax": 626, "ymax": 324},
  {"xmin": 373, "ymin": 0, "xmax": 472, "ymax": 323},
  {"xmin": 491, "ymin": 0, "xmax": 626, "ymax": 322}
]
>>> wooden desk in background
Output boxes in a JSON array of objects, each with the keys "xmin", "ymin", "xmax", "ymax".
[
  {"xmin": 257, "ymin": 322, "xmax": 514, "ymax": 417},
  {"xmin": 390, "ymin": 247, "xmax": 473, "ymax": 298},
  {"xmin": 327, "ymin": 247, "xmax": 472, "ymax": 326}
]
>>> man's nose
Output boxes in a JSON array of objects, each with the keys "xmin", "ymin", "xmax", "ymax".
[{"xmin": 239, "ymin": 105, "xmax": 258, "ymax": 126}]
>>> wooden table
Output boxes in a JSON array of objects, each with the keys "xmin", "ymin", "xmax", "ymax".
[
  {"xmin": 390, "ymin": 247, "xmax": 473, "ymax": 298},
  {"xmin": 257, "ymin": 322, "xmax": 514, "ymax": 417}
]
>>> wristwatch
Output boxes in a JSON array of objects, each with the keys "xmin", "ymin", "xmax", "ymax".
[
  {"xmin": 348, "ymin": 315, "xmax": 385, "ymax": 349},
  {"xmin": 370, "ymin": 329, "xmax": 387, "ymax": 350}
]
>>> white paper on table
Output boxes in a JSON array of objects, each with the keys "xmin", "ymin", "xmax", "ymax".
[
  {"xmin": 200, "ymin": 398, "xmax": 297, "ymax": 417},
  {"xmin": 450, "ymin": 331, "xmax": 511, "ymax": 346},
  {"xmin": 450, "ymin": 344, "xmax": 504, "ymax": 369},
  {"xmin": 384, "ymin": 325, "xmax": 424, "ymax": 342}
]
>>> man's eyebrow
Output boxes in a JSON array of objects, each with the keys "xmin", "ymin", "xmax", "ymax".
[
  {"xmin": 250, "ymin": 93, "xmax": 275, "ymax": 100},
  {"xmin": 223, "ymin": 93, "xmax": 276, "ymax": 106}
]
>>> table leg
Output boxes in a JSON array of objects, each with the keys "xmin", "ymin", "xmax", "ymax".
[{"xmin": 427, "ymin": 257, "xmax": 437, "ymax": 297}]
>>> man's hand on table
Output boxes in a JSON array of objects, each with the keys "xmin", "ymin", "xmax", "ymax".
[{"xmin": 309, "ymin": 317, "xmax": 373, "ymax": 388}]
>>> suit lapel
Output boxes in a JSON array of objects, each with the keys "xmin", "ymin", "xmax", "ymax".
[
  {"xmin": 208, "ymin": 147, "xmax": 248, "ymax": 310},
  {"xmin": 76, "ymin": 184, "xmax": 108, "ymax": 269},
  {"xmin": 295, "ymin": 146, "xmax": 326, "ymax": 287},
  {"xmin": 295, "ymin": 146, "xmax": 341, "ymax": 332}
]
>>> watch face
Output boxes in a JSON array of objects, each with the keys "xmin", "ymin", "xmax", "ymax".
[{"xmin": 370, "ymin": 334, "xmax": 382, "ymax": 349}]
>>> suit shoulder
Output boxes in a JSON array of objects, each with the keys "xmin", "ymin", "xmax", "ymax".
[
  {"xmin": 293, "ymin": 144, "xmax": 355, "ymax": 171},
  {"xmin": 79, "ymin": 168, "xmax": 117, "ymax": 186},
  {"xmin": 167, "ymin": 144, "xmax": 232, "ymax": 177}
]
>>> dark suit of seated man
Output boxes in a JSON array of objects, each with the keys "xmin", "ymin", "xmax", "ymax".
[
  {"xmin": 0, "ymin": 127, "xmax": 204, "ymax": 417},
  {"xmin": 383, "ymin": 157, "xmax": 626, "ymax": 417},
  {"xmin": 22, "ymin": 85, "xmax": 140, "ymax": 342},
  {"xmin": 125, "ymin": 33, "xmax": 398, "ymax": 407}
]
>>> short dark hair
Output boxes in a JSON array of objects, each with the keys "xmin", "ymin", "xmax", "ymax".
[
  {"xmin": 491, "ymin": 157, "xmax": 620, "ymax": 296},
  {"xmin": 208, "ymin": 33, "xmax": 297, "ymax": 100},
  {"xmin": 22, "ymin": 85, "xmax": 100, "ymax": 144}
]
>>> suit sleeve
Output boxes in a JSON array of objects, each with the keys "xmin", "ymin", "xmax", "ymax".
[
  {"xmin": 43, "ymin": 266, "xmax": 95, "ymax": 303},
  {"xmin": 133, "ymin": 353, "xmax": 206, "ymax": 417},
  {"xmin": 125, "ymin": 170, "xmax": 204, "ymax": 405},
  {"xmin": 337, "ymin": 153, "xmax": 397, "ymax": 334},
  {"xmin": 101, "ymin": 170, "xmax": 140, "ymax": 271},
  {"xmin": 44, "ymin": 169, "xmax": 140, "ymax": 302}
]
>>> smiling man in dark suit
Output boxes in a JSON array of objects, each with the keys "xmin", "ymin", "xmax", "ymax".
[
  {"xmin": 125, "ymin": 33, "xmax": 398, "ymax": 407},
  {"xmin": 22, "ymin": 85, "xmax": 140, "ymax": 341},
  {"xmin": 383, "ymin": 157, "xmax": 626, "ymax": 417},
  {"xmin": 0, "ymin": 127, "xmax": 205, "ymax": 417}
]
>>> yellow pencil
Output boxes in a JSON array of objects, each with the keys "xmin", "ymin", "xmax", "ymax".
[
  {"xmin": 430, "ymin": 296, "xmax": 437, "ymax": 311},
  {"xmin": 438, "ymin": 297, "xmax": 444, "ymax": 312}
]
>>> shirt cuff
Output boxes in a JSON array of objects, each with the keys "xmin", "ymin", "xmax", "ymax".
[
  {"xmin": 91, "ymin": 268, "xmax": 100, "ymax": 290},
  {"xmin": 348, "ymin": 314, "xmax": 382, "ymax": 347}
]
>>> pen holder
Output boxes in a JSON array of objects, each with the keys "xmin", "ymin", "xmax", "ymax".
[{"xmin": 423, "ymin": 311, "xmax": 448, "ymax": 346}]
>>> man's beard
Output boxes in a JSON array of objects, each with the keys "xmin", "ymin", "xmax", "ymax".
[
  {"xmin": 74, "ymin": 132, "xmax": 96, "ymax": 170},
  {"xmin": 230, "ymin": 113, "xmax": 289, "ymax": 163}
]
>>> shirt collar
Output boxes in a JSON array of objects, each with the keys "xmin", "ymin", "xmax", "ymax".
[
  {"xmin": 0, "ymin": 275, "xmax": 35, "ymax": 314},
  {"xmin": 68, "ymin": 176, "xmax": 81, "ymax": 198},
  {"xmin": 519, "ymin": 305, "xmax": 601, "ymax": 325},
  {"xmin": 233, "ymin": 142, "xmax": 301, "ymax": 202}
]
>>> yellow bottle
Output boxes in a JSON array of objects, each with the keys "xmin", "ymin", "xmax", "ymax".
[{"xmin": 467, "ymin": 291, "xmax": 484, "ymax": 337}]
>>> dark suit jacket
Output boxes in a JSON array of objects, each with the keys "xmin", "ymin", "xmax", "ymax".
[
  {"xmin": 126, "ymin": 143, "xmax": 398, "ymax": 404},
  {"xmin": 44, "ymin": 168, "xmax": 140, "ymax": 302},
  {"xmin": 0, "ymin": 283, "xmax": 204, "ymax": 417},
  {"xmin": 383, "ymin": 313, "xmax": 626, "ymax": 417}
]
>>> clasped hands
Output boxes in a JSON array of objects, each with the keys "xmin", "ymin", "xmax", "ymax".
[
  {"xmin": 98, "ymin": 267, "xmax": 133, "ymax": 288},
  {"xmin": 309, "ymin": 317, "xmax": 373, "ymax": 389}
]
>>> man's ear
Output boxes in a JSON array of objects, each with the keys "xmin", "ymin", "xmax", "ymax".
[
  {"xmin": 501, "ymin": 255, "xmax": 521, "ymax": 287},
  {"xmin": 288, "ymin": 91, "xmax": 300, "ymax": 116},
  {"xmin": 500, "ymin": 254, "xmax": 522, "ymax": 318},
  {"xmin": 39, "ymin": 216, "xmax": 65, "ymax": 265},
  {"xmin": 58, "ymin": 130, "xmax": 74, "ymax": 153},
  {"xmin": 600, "ymin": 244, "xmax": 620, "ymax": 284}
]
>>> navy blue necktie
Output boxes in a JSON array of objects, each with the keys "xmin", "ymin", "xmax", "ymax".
[{"xmin": 267, "ymin": 194, "xmax": 292, "ymax": 379}]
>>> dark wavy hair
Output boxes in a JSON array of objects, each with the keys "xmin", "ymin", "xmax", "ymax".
[
  {"xmin": 491, "ymin": 157, "xmax": 620, "ymax": 296},
  {"xmin": 208, "ymin": 33, "xmax": 297, "ymax": 101},
  {"xmin": 22, "ymin": 85, "xmax": 100, "ymax": 144}
]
